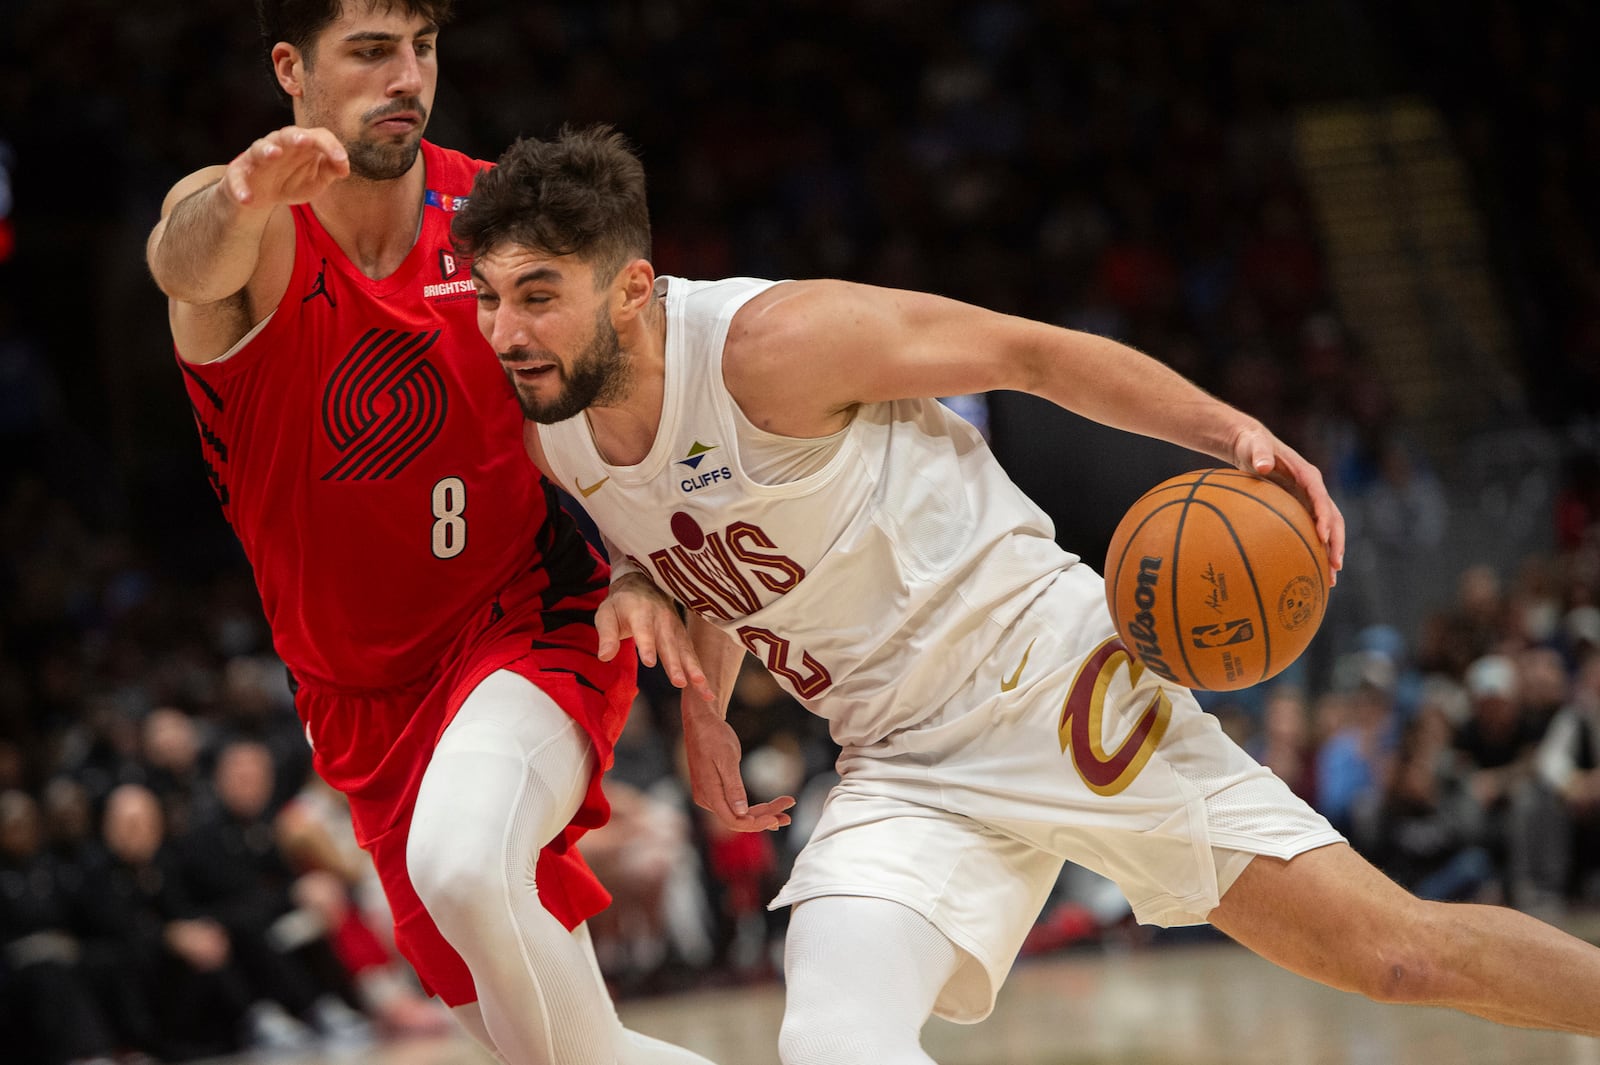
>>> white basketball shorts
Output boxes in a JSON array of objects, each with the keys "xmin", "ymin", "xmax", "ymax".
[{"xmin": 769, "ymin": 562, "xmax": 1342, "ymax": 1023}]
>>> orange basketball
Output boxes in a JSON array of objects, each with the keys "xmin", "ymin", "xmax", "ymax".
[{"xmin": 1103, "ymin": 468, "xmax": 1330, "ymax": 691}]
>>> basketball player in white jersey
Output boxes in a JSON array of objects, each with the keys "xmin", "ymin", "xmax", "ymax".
[{"xmin": 456, "ymin": 127, "xmax": 1600, "ymax": 1062}]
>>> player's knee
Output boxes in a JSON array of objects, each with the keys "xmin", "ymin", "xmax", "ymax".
[{"xmin": 406, "ymin": 816, "xmax": 504, "ymax": 932}]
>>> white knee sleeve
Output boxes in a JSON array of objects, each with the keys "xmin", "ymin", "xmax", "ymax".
[
  {"xmin": 409, "ymin": 671, "xmax": 615, "ymax": 1064},
  {"xmin": 780, "ymin": 897, "xmax": 961, "ymax": 1065},
  {"xmin": 409, "ymin": 671, "xmax": 719, "ymax": 1065}
]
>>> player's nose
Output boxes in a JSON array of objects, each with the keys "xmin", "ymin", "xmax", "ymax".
[
  {"xmin": 489, "ymin": 309, "xmax": 529, "ymax": 354},
  {"xmin": 388, "ymin": 47, "xmax": 424, "ymax": 96}
]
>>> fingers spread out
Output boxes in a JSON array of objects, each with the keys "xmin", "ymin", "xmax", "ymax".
[
  {"xmin": 707, "ymin": 792, "xmax": 796, "ymax": 833},
  {"xmin": 745, "ymin": 795, "xmax": 797, "ymax": 831},
  {"xmin": 227, "ymin": 126, "xmax": 350, "ymax": 206}
]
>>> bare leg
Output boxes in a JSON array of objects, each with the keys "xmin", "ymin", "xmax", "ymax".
[{"xmin": 1209, "ymin": 842, "xmax": 1600, "ymax": 1035}]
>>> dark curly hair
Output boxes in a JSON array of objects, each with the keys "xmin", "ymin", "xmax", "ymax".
[
  {"xmin": 256, "ymin": 0, "xmax": 453, "ymax": 64},
  {"xmin": 453, "ymin": 126, "xmax": 652, "ymax": 286}
]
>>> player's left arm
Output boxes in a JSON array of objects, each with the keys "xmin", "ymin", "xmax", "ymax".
[
  {"xmin": 726, "ymin": 280, "xmax": 1343, "ymax": 575},
  {"xmin": 681, "ymin": 612, "xmax": 795, "ymax": 833}
]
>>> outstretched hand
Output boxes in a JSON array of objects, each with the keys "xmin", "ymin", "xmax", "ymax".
[
  {"xmin": 1231, "ymin": 424, "xmax": 1345, "ymax": 584},
  {"xmin": 596, "ymin": 572, "xmax": 715, "ymax": 701},
  {"xmin": 222, "ymin": 126, "xmax": 350, "ymax": 210},
  {"xmin": 682, "ymin": 701, "xmax": 796, "ymax": 833}
]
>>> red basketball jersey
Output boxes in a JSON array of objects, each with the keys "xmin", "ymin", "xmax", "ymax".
[{"xmin": 178, "ymin": 141, "xmax": 594, "ymax": 690}]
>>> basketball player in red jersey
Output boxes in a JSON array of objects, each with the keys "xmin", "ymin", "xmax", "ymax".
[{"xmin": 144, "ymin": 4, "xmax": 751, "ymax": 1062}]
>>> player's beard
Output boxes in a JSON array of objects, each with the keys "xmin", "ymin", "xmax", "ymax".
[
  {"xmin": 345, "ymin": 97, "xmax": 428, "ymax": 181},
  {"xmin": 510, "ymin": 306, "xmax": 631, "ymax": 425}
]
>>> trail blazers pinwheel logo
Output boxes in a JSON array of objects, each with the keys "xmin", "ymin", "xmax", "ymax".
[{"xmin": 322, "ymin": 328, "xmax": 447, "ymax": 480}]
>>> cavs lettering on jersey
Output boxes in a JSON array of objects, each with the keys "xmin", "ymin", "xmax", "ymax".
[
  {"xmin": 539, "ymin": 277, "xmax": 1074, "ymax": 748},
  {"xmin": 177, "ymin": 141, "xmax": 602, "ymax": 691}
]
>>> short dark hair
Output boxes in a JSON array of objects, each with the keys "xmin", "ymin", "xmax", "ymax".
[
  {"xmin": 256, "ymin": 0, "xmax": 453, "ymax": 62},
  {"xmin": 453, "ymin": 126, "xmax": 651, "ymax": 285}
]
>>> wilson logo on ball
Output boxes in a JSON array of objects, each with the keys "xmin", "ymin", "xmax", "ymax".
[{"xmin": 1124, "ymin": 556, "xmax": 1177, "ymax": 683}]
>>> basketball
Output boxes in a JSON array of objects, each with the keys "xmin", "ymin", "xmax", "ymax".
[{"xmin": 1103, "ymin": 468, "xmax": 1330, "ymax": 691}]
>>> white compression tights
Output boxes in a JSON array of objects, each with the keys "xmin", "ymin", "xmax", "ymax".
[
  {"xmin": 779, "ymin": 897, "xmax": 964, "ymax": 1065},
  {"xmin": 408, "ymin": 670, "xmax": 717, "ymax": 1065}
]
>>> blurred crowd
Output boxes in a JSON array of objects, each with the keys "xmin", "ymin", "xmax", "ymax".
[{"xmin": 5, "ymin": 0, "xmax": 1600, "ymax": 1062}]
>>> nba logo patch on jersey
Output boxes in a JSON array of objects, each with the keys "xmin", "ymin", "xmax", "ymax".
[{"xmin": 425, "ymin": 189, "xmax": 468, "ymax": 213}]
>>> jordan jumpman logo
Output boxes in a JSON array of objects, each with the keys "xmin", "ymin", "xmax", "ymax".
[{"xmin": 303, "ymin": 258, "xmax": 336, "ymax": 308}]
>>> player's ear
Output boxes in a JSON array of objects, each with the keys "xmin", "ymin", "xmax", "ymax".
[
  {"xmin": 614, "ymin": 258, "xmax": 656, "ymax": 321},
  {"xmin": 272, "ymin": 43, "xmax": 306, "ymax": 99}
]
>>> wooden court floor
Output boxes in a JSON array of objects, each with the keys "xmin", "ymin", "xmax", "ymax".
[{"xmin": 212, "ymin": 939, "xmax": 1600, "ymax": 1065}]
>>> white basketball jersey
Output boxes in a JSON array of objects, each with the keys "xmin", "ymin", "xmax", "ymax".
[{"xmin": 539, "ymin": 276, "xmax": 1075, "ymax": 747}]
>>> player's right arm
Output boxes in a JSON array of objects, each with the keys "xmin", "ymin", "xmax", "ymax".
[{"xmin": 146, "ymin": 127, "xmax": 350, "ymax": 364}]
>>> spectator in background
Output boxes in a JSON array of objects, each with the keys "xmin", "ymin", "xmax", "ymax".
[
  {"xmin": 176, "ymin": 739, "xmax": 371, "ymax": 1047},
  {"xmin": 213, "ymin": 659, "xmax": 309, "ymax": 810},
  {"xmin": 1315, "ymin": 652, "xmax": 1399, "ymax": 834},
  {"xmin": 74, "ymin": 784, "xmax": 297, "ymax": 1059},
  {"xmin": 55, "ymin": 699, "xmax": 145, "ymax": 814},
  {"xmin": 138, "ymin": 705, "xmax": 210, "ymax": 837},
  {"xmin": 0, "ymin": 789, "xmax": 119, "ymax": 1065},
  {"xmin": 1453, "ymin": 654, "xmax": 1546, "ymax": 902},
  {"xmin": 1418, "ymin": 566, "xmax": 1511, "ymax": 680},
  {"xmin": 276, "ymin": 775, "xmax": 453, "ymax": 1038},
  {"xmin": 1508, "ymin": 556, "xmax": 1565, "ymax": 648},
  {"xmin": 1354, "ymin": 709, "xmax": 1494, "ymax": 903},
  {"xmin": 1566, "ymin": 605, "xmax": 1600, "ymax": 668},
  {"xmin": 1457, "ymin": 566, "xmax": 1512, "ymax": 660},
  {"xmin": 1519, "ymin": 646, "xmax": 1572, "ymax": 732},
  {"xmin": 1349, "ymin": 440, "xmax": 1448, "ymax": 641},
  {"xmin": 1524, "ymin": 650, "xmax": 1600, "ymax": 909},
  {"xmin": 39, "ymin": 774, "xmax": 96, "ymax": 867}
]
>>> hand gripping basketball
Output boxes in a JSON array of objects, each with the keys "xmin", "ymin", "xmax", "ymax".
[{"xmin": 1104, "ymin": 469, "xmax": 1331, "ymax": 691}]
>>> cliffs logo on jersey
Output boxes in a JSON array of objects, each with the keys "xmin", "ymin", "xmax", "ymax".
[
  {"xmin": 678, "ymin": 440, "xmax": 733, "ymax": 493},
  {"xmin": 424, "ymin": 248, "xmax": 474, "ymax": 302},
  {"xmin": 322, "ymin": 328, "xmax": 447, "ymax": 480}
]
